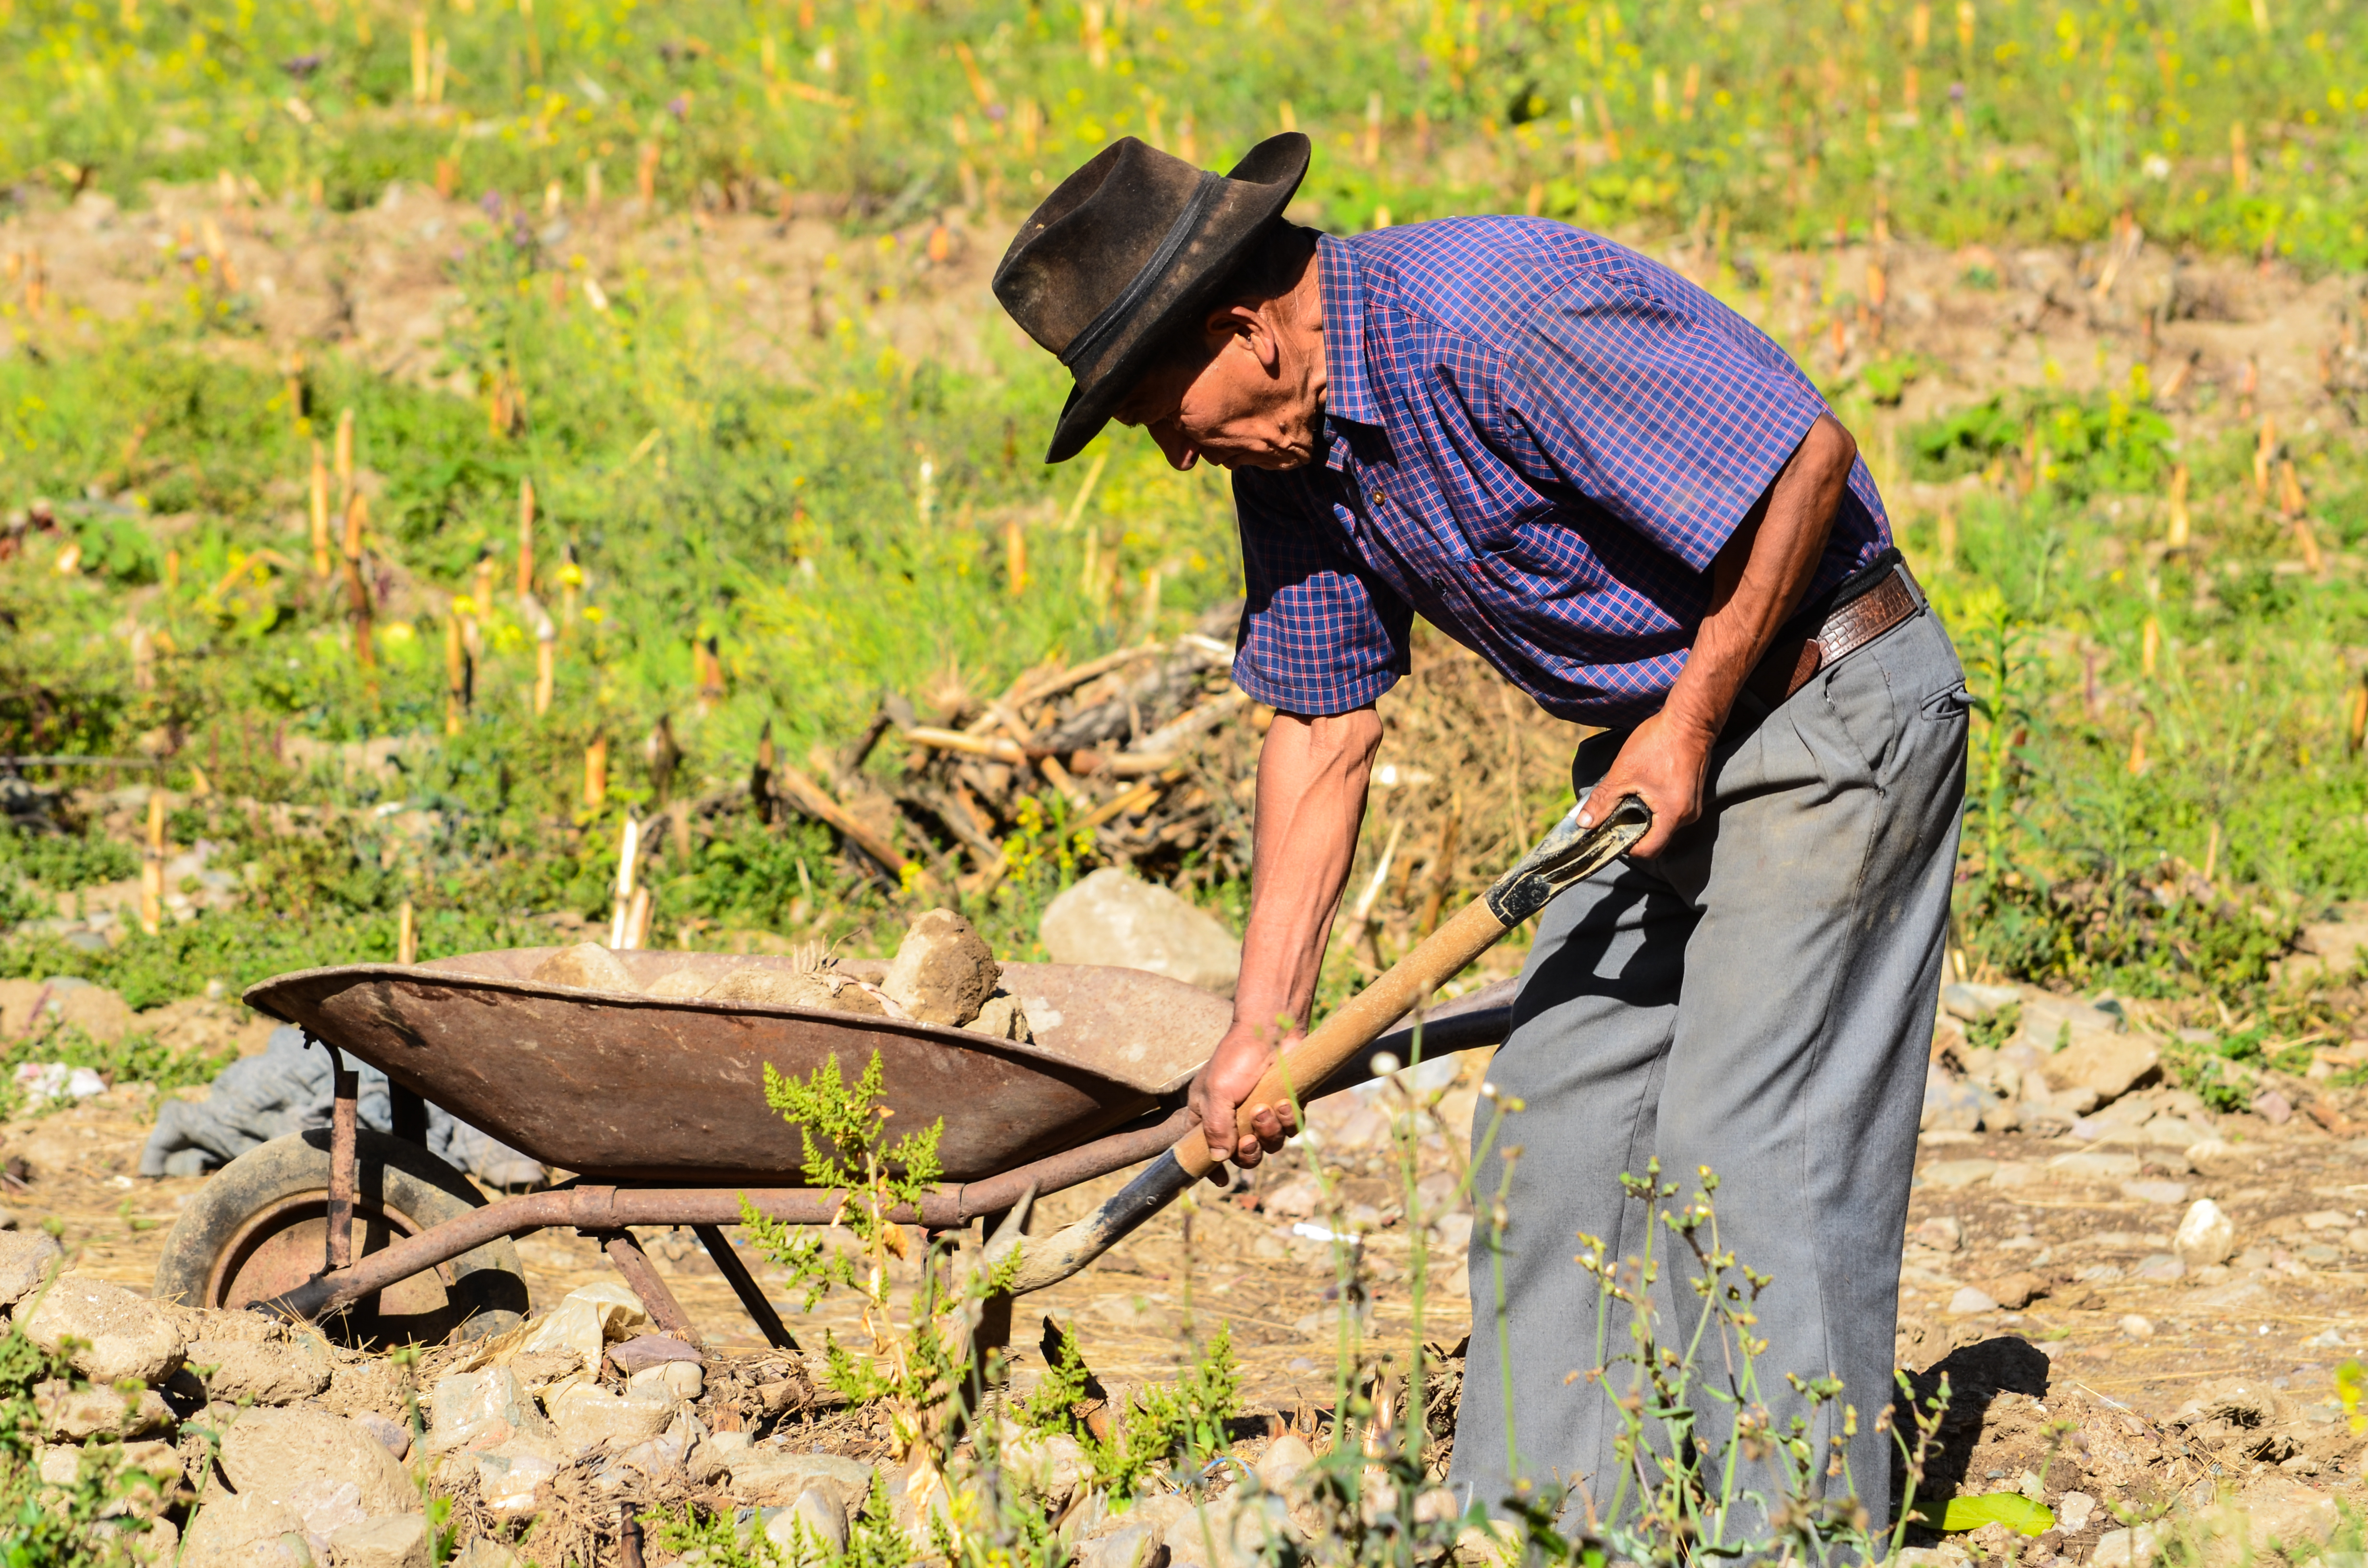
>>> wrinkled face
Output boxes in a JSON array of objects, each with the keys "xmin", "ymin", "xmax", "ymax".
[{"xmin": 1110, "ymin": 303, "xmax": 1325, "ymax": 473}]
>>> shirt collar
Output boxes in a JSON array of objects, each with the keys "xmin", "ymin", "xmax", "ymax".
[{"xmin": 1317, "ymin": 234, "xmax": 1378, "ymax": 440}]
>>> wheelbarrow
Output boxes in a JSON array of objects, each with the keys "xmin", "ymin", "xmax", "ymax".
[
  {"xmin": 155, "ymin": 797, "xmax": 1643, "ymax": 1349},
  {"xmin": 152, "ymin": 950, "xmax": 1515, "ymax": 1348}
]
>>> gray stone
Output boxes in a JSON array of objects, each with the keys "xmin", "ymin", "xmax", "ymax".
[
  {"xmin": 722, "ymin": 1448, "xmax": 880, "ymax": 1516},
  {"xmin": 2145, "ymin": 1116, "xmax": 2212, "ymax": 1148},
  {"xmin": 608, "ymin": 1333, "xmax": 702, "ymax": 1373},
  {"xmin": 1911, "ymin": 1216, "xmax": 1964, "ymax": 1253},
  {"xmin": 470, "ymin": 1442, "xmax": 562, "ymax": 1519},
  {"xmin": 1921, "ymin": 1159, "xmax": 1998, "ymax": 1190},
  {"xmin": 2176, "ymin": 1199, "xmax": 2238, "ymax": 1267},
  {"xmin": 707, "ymin": 964, "xmax": 885, "ymax": 1014},
  {"xmin": 426, "ymin": 1368, "xmax": 555, "ymax": 1455},
  {"xmin": 2014, "ymin": 993, "xmax": 2125, "ymax": 1054},
  {"xmin": 219, "ymin": 1406, "xmax": 419, "ymax": 1523},
  {"xmin": 966, "ymin": 992, "xmax": 1034, "ymax": 1041},
  {"xmin": 605, "ymin": 1411, "xmax": 722, "ymax": 1488},
  {"xmin": 2121, "ymin": 1179, "xmax": 2192, "ymax": 1206},
  {"xmin": 2184, "ymin": 1138, "xmax": 2250, "ymax": 1176},
  {"xmin": 33, "ymin": 1380, "xmax": 173, "ymax": 1439},
  {"xmin": 2048, "ymin": 1150, "xmax": 2143, "ymax": 1181},
  {"xmin": 327, "ymin": 1512, "xmax": 431, "ymax": 1568},
  {"xmin": 177, "ymin": 1492, "xmax": 311, "ymax": 1568},
  {"xmin": 1080, "ymin": 1521, "xmax": 1165, "ymax": 1568},
  {"xmin": 2133, "ymin": 1253, "xmax": 2187, "ymax": 1282},
  {"xmin": 761, "ymin": 1489, "xmax": 849, "ymax": 1556},
  {"xmin": 881, "ymin": 908, "xmax": 1000, "ymax": 1026},
  {"xmin": 16, "ymin": 1274, "xmax": 185, "ymax": 1385},
  {"xmin": 644, "ymin": 967, "xmax": 714, "ymax": 999},
  {"xmin": 625, "ymin": 1361, "xmax": 703, "ymax": 1402},
  {"xmin": 1254, "ymin": 1433, "xmax": 1316, "ymax": 1492},
  {"xmin": 0, "ymin": 1230, "xmax": 62, "ymax": 1306},
  {"xmin": 2277, "ymin": 919, "xmax": 2368, "ymax": 985},
  {"xmin": 184, "ymin": 1338, "xmax": 330, "ymax": 1404},
  {"xmin": 1040, "ymin": 868, "xmax": 1241, "ymax": 996},
  {"xmin": 1164, "ymin": 1492, "xmax": 1295, "ymax": 1568},
  {"xmin": 2043, "ymin": 1032, "xmax": 2161, "ymax": 1102},
  {"xmin": 1939, "ymin": 982, "xmax": 2021, "ymax": 1021},
  {"xmin": 352, "ymin": 1409, "xmax": 412, "ymax": 1459},
  {"xmin": 548, "ymin": 1382, "xmax": 674, "ymax": 1452},
  {"xmin": 1921, "ymin": 1068, "xmax": 1984, "ymax": 1132}
]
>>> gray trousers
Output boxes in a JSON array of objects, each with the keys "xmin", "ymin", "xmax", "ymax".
[{"xmin": 1447, "ymin": 583, "xmax": 1967, "ymax": 1534}]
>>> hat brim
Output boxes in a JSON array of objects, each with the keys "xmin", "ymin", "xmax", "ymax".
[{"xmin": 1042, "ymin": 134, "xmax": 1310, "ymax": 464}]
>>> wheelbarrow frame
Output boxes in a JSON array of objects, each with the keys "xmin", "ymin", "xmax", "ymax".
[{"xmin": 255, "ymin": 985, "xmax": 1517, "ymax": 1348}]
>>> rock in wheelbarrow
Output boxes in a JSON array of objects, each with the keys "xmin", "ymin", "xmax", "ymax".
[
  {"xmin": 705, "ymin": 963, "xmax": 887, "ymax": 1014},
  {"xmin": 882, "ymin": 909, "xmax": 1000, "ymax": 1027},
  {"xmin": 528, "ymin": 943, "xmax": 636, "ymax": 992}
]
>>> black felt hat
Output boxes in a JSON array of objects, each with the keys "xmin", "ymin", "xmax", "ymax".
[{"xmin": 992, "ymin": 133, "xmax": 1310, "ymax": 464}]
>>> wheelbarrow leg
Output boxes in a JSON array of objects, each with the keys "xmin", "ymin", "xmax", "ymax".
[
  {"xmin": 325, "ymin": 1061, "xmax": 359, "ymax": 1274},
  {"xmin": 587, "ymin": 1229, "xmax": 702, "ymax": 1346},
  {"xmin": 692, "ymin": 1225, "xmax": 800, "ymax": 1352}
]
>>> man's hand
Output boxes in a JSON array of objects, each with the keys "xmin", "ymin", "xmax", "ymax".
[
  {"xmin": 1581, "ymin": 414, "xmax": 1858, "ymax": 858},
  {"xmin": 1187, "ymin": 1022, "xmax": 1299, "ymax": 1171},
  {"xmin": 1577, "ymin": 708, "xmax": 1715, "ymax": 860}
]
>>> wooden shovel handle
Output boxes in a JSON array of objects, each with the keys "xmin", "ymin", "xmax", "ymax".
[{"xmin": 1169, "ymin": 898, "xmax": 1511, "ymax": 1179}]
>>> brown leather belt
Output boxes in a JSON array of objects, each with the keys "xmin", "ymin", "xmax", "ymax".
[{"xmin": 1745, "ymin": 567, "xmax": 1920, "ymax": 707}]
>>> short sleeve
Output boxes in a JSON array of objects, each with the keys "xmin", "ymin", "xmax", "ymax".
[
  {"xmin": 1230, "ymin": 467, "xmax": 1412, "ymax": 716},
  {"xmin": 1502, "ymin": 278, "xmax": 1829, "ymax": 571}
]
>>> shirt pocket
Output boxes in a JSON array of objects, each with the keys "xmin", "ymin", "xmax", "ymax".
[{"xmin": 1450, "ymin": 492, "xmax": 1558, "ymax": 560}]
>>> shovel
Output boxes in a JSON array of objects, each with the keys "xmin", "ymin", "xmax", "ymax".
[{"xmin": 998, "ymin": 793, "xmax": 1651, "ymax": 1293}]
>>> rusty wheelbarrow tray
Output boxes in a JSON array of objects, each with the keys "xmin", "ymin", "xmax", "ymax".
[{"xmin": 188, "ymin": 946, "xmax": 1514, "ymax": 1348}]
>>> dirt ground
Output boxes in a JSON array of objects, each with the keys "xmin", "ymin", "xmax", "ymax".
[
  {"xmin": 7, "ymin": 992, "xmax": 2367, "ymax": 1552},
  {"xmin": 3, "ymin": 171, "xmax": 2356, "ymax": 499}
]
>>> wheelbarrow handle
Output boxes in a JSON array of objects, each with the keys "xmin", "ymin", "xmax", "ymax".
[{"xmin": 998, "ymin": 794, "xmax": 1650, "ymax": 1295}]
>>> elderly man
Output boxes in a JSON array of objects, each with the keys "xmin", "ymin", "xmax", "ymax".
[{"xmin": 993, "ymin": 134, "xmax": 1967, "ymax": 1529}]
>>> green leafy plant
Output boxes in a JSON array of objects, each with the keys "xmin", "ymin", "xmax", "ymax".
[
  {"xmin": 0, "ymin": 1309, "xmax": 155, "ymax": 1565},
  {"xmin": 741, "ymin": 1050, "xmax": 1017, "ymax": 1487},
  {"xmin": 1912, "ymin": 388, "xmax": 2175, "ymax": 501}
]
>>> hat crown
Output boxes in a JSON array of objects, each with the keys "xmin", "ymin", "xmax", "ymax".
[
  {"xmin": 992, "ymin": 138, "xmax": 1213, "ymax": 359},
  {"xmin": 990, "ymin": 132, "xmax": 1310, "ymax": 462}
]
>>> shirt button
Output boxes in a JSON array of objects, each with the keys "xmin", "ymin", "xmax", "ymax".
[{"xmin": 1372, "ymin": 488, "xmax": 1388, "ymax": 505}]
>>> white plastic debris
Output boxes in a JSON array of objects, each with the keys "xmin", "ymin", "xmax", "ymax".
[{"xmin": 13, "ymin": 1063, "xmax": 107, "ymax": 1108}]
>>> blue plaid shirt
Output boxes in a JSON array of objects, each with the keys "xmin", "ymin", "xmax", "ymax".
[{"xmin": 1231, "ymin": 219, "xmax": 1891, "ymax": 725}]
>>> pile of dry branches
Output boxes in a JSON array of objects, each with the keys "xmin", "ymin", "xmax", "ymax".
[
  {"xmin": 732, "ymin": 615, "xmax": 1585, "ymax": 963},
  {"xmin": 752, "ymin": 628, "xmax": 1256, "ymax": 901}
]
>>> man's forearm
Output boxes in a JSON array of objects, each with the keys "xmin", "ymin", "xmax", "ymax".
[
  {"xmin": 1577, "ymin": 413, "xmax": 1858, "ymax": 850},
  {"xmin": 1230, "ymin": 708, "xmax": 1384, "ymax": 1043},
  {"xmin": 1661, "ymin": 414, "xmax": 1858, "ymax": 743}
]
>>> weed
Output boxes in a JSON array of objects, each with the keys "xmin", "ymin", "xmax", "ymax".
[{"xmin": 0, "ymin": 1300, "xmax": 155, "ymax": 1564}]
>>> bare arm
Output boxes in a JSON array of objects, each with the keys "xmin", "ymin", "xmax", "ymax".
[
  {"xmin": 1580, "ymin": 413, "xmax": 1859, "ymax": 856},
  {"xmin": 1186, "ymin": 706, "xmax": 1383, "ymax": 1167}
]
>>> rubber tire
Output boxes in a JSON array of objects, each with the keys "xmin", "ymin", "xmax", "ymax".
[{"xmin": 154, "ymin": 1128, "xmax": 530, "ymax": 1345}]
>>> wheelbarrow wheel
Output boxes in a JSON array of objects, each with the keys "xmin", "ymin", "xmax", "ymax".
[{"xmin": 154, "ymin": 1128, "xmax": 530, "ymax": 1346}]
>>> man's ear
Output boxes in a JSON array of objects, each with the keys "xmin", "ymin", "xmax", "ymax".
[{"xmin": 1206, "ymin": 302, "xmax": 1279, "ymax": 371}]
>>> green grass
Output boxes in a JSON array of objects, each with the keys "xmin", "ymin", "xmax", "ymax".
[
  {"xmin": 3, "ymin": 0, "xmax": 2366, "ymax": 264},
  {"xmin": 1, "ymin": 0, "xmax": 2367, "ymax": 1029}
]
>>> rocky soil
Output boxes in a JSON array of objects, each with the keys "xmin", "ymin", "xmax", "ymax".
[{"xmin": 3, "ymin": 955, "xmax": 2366, "ymax": 1563}]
